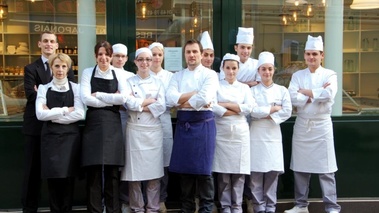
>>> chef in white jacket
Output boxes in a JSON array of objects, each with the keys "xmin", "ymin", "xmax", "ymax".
[
  {"xmin": 212, "ymin": 53, "xmax": 256, "ymax": 213},
  {"xmin": 166, "ymin": 39, "xmax": 219, "ymax": 213},
  {"xmin": 121, "ymin": 47, "xmax": 166, "ymax": 213},
  {"xmin": 148, "ymin": 42, "xmax": 173, "ymax": 212},
  {"xmin": 111, "ymin": 43, "xmax": 135, "ymax": 213},
  {"xmin": 219, "ymin": 27, "xmax": 260, "ymax": 88},
  {"xmin": 200, "ymin": 31, "xmax": 215, "ymax": 69},
  {"xmin": 249, "ymin": 52, "xmax": 292, "ymax": 213},
  {"xmin": 284, "ymin": 35, "xmax": 341, "ymax": 213}
]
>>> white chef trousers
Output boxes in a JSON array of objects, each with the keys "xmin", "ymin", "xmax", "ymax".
[
  {"xmin": 129, "ymin": 179, "xmax": 160, "ymax": 213},
  {"xmin": 217, "ymin": 173, "xmax": 245, "ymax": 213},
  {"xmin": 250, "ymin": 171, "xmax": 279, "ymax": 213},
  {"xmin": 294, "ymin": 172, "xmax": 341, "ymax": 212}
]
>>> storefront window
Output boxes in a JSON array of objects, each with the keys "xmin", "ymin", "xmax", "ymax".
[
  {"xmin": 135, "ymin": 0, "xmax": 213, "ymax": 70},
  {"xmin": 243, "ymin": 0, "xmax": 379, "ymax": 115},
  {"xmin": 0, "ymin": 0, "xmax": 105, "ymax": 120}
]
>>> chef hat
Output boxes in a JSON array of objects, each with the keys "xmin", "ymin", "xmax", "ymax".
[
  {"xmin": 149, "ymin": 42, "xmax": 164, "ymax": 51},
  {"xmin": 220, "ymin": 53, "xmax": 240, "ymax": 72},
  {"xmin": 200, "ymin": 31, "xmax": 214, "ymax": 50},
  {"xmin": 305, "ymin": 35, "xmax": 324, "ymax": 51},
  {"xmin": 257, "ymin": 51, "xmax": 275, "ymax": 68},
  {"xmin": 236, "ymin": 27, "xmax": 254, "ymax": 45},
  {"xmin": 112, "ymin": 43, "xmax": 128, "ymax": 55},
  {"xmin": 135, "ymin": 47, "xmax": 152, "ymax": 58}
]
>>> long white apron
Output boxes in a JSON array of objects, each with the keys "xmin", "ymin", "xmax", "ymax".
[
  {"xmin": 160, "ymin": 110, "xmax": 173, "ymax": 167},
  {"xmin": 250, "ymin": 119, "xmax": 284, "ymax": 173},
  {"xmin": 290, "ymin": 115, "xmax": 338, "ymax": 173},
  {"xmin": 213, "ymin": 115, "xmax": 250, "ymax": 174},
  {"xmin": 121, "ymin": 122, "xmax": 164, "ymax": 181}
]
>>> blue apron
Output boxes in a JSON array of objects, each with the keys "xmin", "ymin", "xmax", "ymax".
[{"xmin": 169, "ymin": 110, "xmax": 216, "ymax": 175}]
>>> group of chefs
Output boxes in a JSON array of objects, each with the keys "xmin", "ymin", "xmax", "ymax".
[{"xmin": 21, "ymin": 27, "xmax": 341, "ymax": 213}]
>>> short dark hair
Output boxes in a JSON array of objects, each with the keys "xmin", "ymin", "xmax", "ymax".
[
  {"xmin": 183, "ymin": 39, "xmax": 203, "ymax": 54},
  {"xmin": 94, "ymin": 40, "xmax": 113, "ymax": 57}
]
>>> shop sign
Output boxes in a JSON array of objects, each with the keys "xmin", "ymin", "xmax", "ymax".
[{"xmin": 32, "ymin": 23, "xmax": 106, "ymax": 34}]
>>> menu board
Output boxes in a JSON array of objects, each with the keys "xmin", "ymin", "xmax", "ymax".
[{"xmin": 164, "ymin": 47, "xmax": 183, "ymax": 72}]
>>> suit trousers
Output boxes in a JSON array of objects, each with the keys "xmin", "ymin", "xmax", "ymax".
[{"xmin": 21, "ymin": 135, "xmax": 42, "ymax": 213}]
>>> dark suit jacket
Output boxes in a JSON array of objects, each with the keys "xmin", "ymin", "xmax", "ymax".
[{"xmin": 22, "ymin": 57, "xmax": 76, "ymax": 135}]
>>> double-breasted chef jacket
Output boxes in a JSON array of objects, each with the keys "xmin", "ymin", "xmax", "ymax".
[
  {"xmin": 250, "ymin": 83, "xmax": 292, "ymax": 173},
  {"xmin": 288, "ymin": 66, "xmax": 338, "ymax": 173},
  {"xmin": 121, "ymin": 74, "xmax": 166, "ymax": 181}
]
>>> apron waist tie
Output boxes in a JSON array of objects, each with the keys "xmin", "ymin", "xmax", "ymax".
[
  {"xmin": 306, "ymin": 119, "xmax": 315, "ymax": 133},
  {"xmin": 178, "ymin": 117, "xmax": 214, "ymax": 131}
]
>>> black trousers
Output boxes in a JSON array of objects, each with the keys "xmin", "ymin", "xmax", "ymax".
[
  {"xmin": 47, "ymin": 177, "xmax": 75, "ymax": 213},
  {"xmin": 21, "ymin": 135, "xmax": 42, "ymax": 213},
  {"xmin": 86, "ymin": 165, "xmax": 120, "ymax": 213},
  {"xmin": 180, "ymin": 174, "xmax": 214, "ymax": 213}
]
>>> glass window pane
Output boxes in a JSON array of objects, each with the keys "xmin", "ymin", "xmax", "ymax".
[
  {"xmin": 135, "ymin": 0, "xmax": 213, "ymax": 48},
  {"xmin": 0, "ymin": 0, "xmax": 106, "ymax": 120},
  {"xmin": 243, "ymin": 0, "xmax": 379, "ymax": 115}
]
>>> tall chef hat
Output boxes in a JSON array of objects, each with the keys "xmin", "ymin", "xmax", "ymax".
[
  {"xmin": 112, "ymin": 43, "xmax": 128, "ymax": 55},
  {"xmin": 236, "ymin": 27, "xmax": 254, "ymax": 45},
  {"xmin": 257, "ymin": 51, "xmax": 275, "ymax": 68},
  {"xmin": 149, "ymin": 42, "xmax": 164, "ymax": 51},
  {"xmin": 220, "ymin": 53, "xmax": 240, "ymax": 72},
  {"xmin": 305, "ymin": 35, "xmax": 324, "ymax": 51},
  {"xmin": 135, "ymin": 47, "xmax": 152, "ymax": 58},
  {"xmin": 200, "ymin": 31, "xmax": 214, "ymax": 50}
]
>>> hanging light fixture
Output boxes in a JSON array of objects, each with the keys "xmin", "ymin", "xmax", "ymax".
[
  {"xmin": 136, "ymin": 0, "xmax": 150, "ymax": 20},
  {"xmin": 0, "ymin": 0, "xmax": 8, "ymax": 20},
  {"xmin": 304, "ymin": 4, "xmax": 314, "ymax": 18},
  {"xmin": 286, "ymin": 0, "xmax": 308, "ymax": 6},
  {"xmin": 279, "ymin": 13, "xmax": 289, "ymax": 26},
  {"xmin": 190, "ymin": 1, "xmax": 200, "ymax": 28},
  {"xmin": 350, "ymin": 0, "xmax": 379, "ymax": 9}
]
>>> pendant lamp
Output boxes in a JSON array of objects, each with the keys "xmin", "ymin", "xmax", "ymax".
[{"xmin": 350, "ymin": 0, "xmax": 379, "ymax": 9}]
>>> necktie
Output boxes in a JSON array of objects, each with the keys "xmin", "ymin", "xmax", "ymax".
[{"xmin": 45, "ymin": 61, "xmax": 52, "ymax": 80}]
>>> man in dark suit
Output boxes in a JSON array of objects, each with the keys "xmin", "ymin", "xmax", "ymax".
[{"xmin": 22, "ymin": 31, "xmax": 75, "ymax": 213}]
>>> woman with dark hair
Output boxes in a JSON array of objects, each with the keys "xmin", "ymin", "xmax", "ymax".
[
  {"xmin": 80, "ymin": 40, "xmax": 130, "ymax": 212},
  {"xmin": 36, "ymin": 53, "xmax": 84, "ymax": 212}
]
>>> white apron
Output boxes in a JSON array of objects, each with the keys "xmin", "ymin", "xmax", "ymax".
[
  {"xmin": 213, "ymin": 115, "xmax": 250, "ymax": 174},
  {"xmin": 121, "ymin": 122, "xmax": 164, "ymax": 181},
  {"xmin": 250, "ymin": 119, "xmax": 284, "ymax": 173},
  {"xmin": 290, "ymin": 115, "xmax": 338, "ymax": 173},
  {"xmin": 160, "ymin": 110, "xmax": 173, "ymax": 167}
]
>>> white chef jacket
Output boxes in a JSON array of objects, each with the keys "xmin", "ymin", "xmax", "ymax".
[
  {"xmin": 36, "ymin": 81, "xmax": 85, "ymax": 124},
  {"xmin": 250, "ymin": 83, "xmax": 292, "ymax": 173},
  {"xmin": 166, "ymin": 64, "xmax": 219, "ymax": 110},
  {"xmin": 150, "ymin": 69, "xmax": 174, "ymax": 166},
  {"xmin": 288, "ymin": 66, "xmax": 338, "ymax": 173},
  {"xmin": 212, "ymin": 79, "xmax": 256, "ymax": 174},
  {"xmin": 80, "ymin": 66, "xmax": 130, "ymax": 108},
  {"xmin": 219, "ymin": 58, "xmax": 261, "ymax": 84},
  {"xmin": 121, "ymin": 74, "xmax": 166, "ymax": 181}
]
